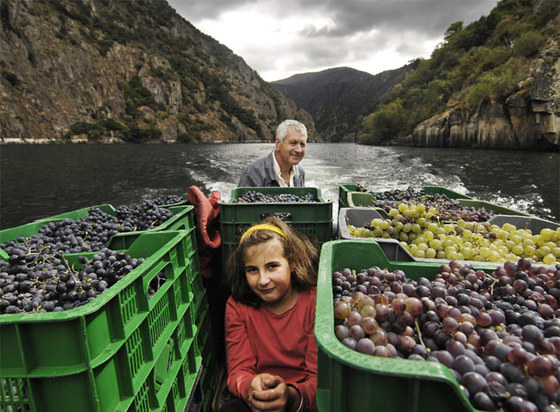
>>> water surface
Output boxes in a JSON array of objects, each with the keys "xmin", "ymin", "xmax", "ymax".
[{"xmin": 1, "ymin": 143, "xmax": 558, "ymax": 229}]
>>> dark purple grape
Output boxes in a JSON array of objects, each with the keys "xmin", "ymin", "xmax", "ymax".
[
  {"xmin": 471, "ymin": 391, "xmax": 497, "ymax": 410},
  {"xmin": 461, "ymin": 371, "xmax": 487, "ymax": 395},
  {"xmin": 504, "ymin": 396, "xmax": 538, "ymax": 412},
  {"xmin": 356, "ymin": 338, "xmax": 375, "ymax": 355},
  {"xmin": 453, "ymin": 355, "xmax": 476, "ymax": 376}
]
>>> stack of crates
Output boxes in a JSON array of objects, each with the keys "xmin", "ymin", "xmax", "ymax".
[
  {"xmin": 218, "ymin": 187, "xmax": 333, "ymax": 267},
  {"xmin": 315, "ymin": 240, "xmax": 502, "ymax": 412},
  {"xmin": 0, "ymin": 202, "xmax": 217, "ymax": 412},
  {"xmin": 325, "ymin": 186, "xmax": 560, "ymax": 411},
  {"xmin": 339, "ymin": 184, "xmax": 473, "ymax": 210},
  {"xmin": 344, "ymin": 187, "xmax": 530, "ymax": 217},
  {"xmin": 336, "ymin": 184, "xmax": 559, "ymax": 266}
]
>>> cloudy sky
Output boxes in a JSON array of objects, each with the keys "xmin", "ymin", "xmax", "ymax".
[{"xmin": 167, "ymin": 0, "xmax": 499, "ymax": 82}]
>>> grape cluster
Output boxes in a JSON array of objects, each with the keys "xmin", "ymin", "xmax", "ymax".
[
  {"xmin": 333, "ymin": 259, "xmax": 560, "ymax": 411},
  {"xmin": 234, "ymin": 191, "xmax": 317, "ymax": 203},
  {"xmin": 150, "ymin": 194, "xmax": 184, "ymax": 206},
  {"xmin": 0, "ymin": 248, "xmax": 146, "ymax": 314},
  {"xmin": 0, "ymin": 201, "xmax": 173, "ymax": 256},
  {"xmin": 114, "ymin": 200, "xmax": 173, "ymax": 231},
  {"xmin": 348, "ymin": 203, "xmax": 560, "ymax": 265},
  {"xmin": 356, "ymin": 186, "xmax": 494, "ymax": 222}
]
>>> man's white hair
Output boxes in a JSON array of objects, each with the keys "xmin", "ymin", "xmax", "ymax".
[{"xmin": 276, "ymin": 119, "xmax": 307, "ymax": 142}]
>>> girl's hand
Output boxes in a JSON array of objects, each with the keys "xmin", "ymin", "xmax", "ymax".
[{"xmin": 248, "ymin": 374, "xmax": 301, "ymax": 412}]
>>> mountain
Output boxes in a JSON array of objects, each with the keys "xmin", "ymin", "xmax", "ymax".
[
  {"xmin": 0, "ymin": 0, "xmax": 315, "ymax": 143},
  {"xmin": 271, "ymin": 66, "xmax": 411, "ymax": 142},
  {"xmin": 358, "ymin": 0, "xmax": 559, "ymax": 150}
]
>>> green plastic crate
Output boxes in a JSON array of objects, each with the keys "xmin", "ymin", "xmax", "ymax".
[
  {"xmin": 347, "ymin": 193, "xmax": 390, "ymax": 217},
  {"xmin": 0, "ymin": 229, "xmax": 204, "ymax": 411},
  {"xmin": 31, "ymin": 204, "xmax": 117, "ymax": 222},
  {"xmin": 219, "ymin": 187, "xmax": 333, "ymax": 236},
  {"xmin": 457, "ymin": 199, "xmax": 530, "ymax": 217},
  {"xmin": 367, "ymin": 185, "xmax": 472, "ymax": 201},
  {"xmin": 0, "ymin": 205, "xmax": 196, "ymax": 257},
  {"xmin": 219, "ymin": 187, "xmax": 333, "ymax": 266},
  {"xmin": 346, "ymin": 192, "xmax": 527, "ymax": 217},
  {"xmin": 337, "ymin": 208, "xmax": 415, "ymax": 262},
  {"xmin": 29, "ymin": 204, "xmax": 194, "ymax": 232},
  {"xmin": 315, "ymin": 240, "xmax": 499, "ymax": 412},
  {"xmin": 0, "ymin": 219, "xmax": 66, "ymax": 244},
  {"xmin": 31, "ymin": 200, "xmax": 191, "ymax": 224},
  {"xmin": 422, "ymin": 185, "xmax": 473, "ymax": 200},
  {"xmin": 158, "ymin": 194, "xmax": 189, "ymax": 208},
  {"xmin": 0, "ymin": 309, "xmax": 202, "ymax": 412},
  {"xmin": 338, "ymin": 184, "xmax": 360, "ymax": 210},
  {"xmin": 194, "ymin": 302, "xmax": 219, "ymax": 412},
  {"xmin": 339, "ymin": 185, "xmax": 473, "ymax": 213},
  {"xmin": 338, "ymin": 207, "xmax": 559, "ymax": 266},
  {"xmin": 487, "ymin": 214, "xmax": 559, "ymax": 232}
]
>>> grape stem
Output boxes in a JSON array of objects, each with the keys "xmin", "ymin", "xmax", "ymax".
[
  {"xmin": 488, "ymin": 278, "xmax": 498, "ymax": 296},
  {"xmin": 414, "ymin": 319, "xmax": 428, "ymax": 351}
]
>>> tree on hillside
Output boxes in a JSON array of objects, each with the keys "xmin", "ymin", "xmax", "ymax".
[
  {"xmin": 358, "ymin": 99, "xmax": 406, "ymax": 145},
  {"xmin": 357, "ymin": 0, "xmax": 555, "ymax": 146}
]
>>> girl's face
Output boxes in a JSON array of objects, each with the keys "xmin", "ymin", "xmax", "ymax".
[{"xmin": 243, "ymin": 237, "xmax": 297, "ymax": 313}]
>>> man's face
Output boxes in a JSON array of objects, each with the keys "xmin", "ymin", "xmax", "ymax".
[{"xmin": 275, "ymin": 128, "xmax": 307, "ymax": 168}]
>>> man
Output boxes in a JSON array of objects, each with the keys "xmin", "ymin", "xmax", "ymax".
[{"xmin": 238, "ymin": 119, "xmax": 307, "ymax": 187}]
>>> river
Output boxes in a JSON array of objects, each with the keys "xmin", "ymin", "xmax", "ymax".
[{"xmin": 0, "ymin": 143, "xmax": 558, "ymax": 229}]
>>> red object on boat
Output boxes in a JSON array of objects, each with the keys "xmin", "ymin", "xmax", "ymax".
[{"xmin": 187, "ymin": 185, "xmax": 221, "ymax": 278}]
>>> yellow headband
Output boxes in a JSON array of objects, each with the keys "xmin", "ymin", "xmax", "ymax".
[{"xmin": 240, "ymin": 224, "xmax": 286, "ymax": 243}]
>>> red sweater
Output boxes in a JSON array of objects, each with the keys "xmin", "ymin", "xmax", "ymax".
[{"xmin": 225, "ymin": 287, "xmax": 318, "ymax": 411}]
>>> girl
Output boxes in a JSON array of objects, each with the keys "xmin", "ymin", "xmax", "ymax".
[{"xmin": 220, "ymin": 217, "xmax": 319, "ymax": 412}]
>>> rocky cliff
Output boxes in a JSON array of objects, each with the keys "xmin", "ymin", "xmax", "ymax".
[
  {"xmin": 0, "ymin": 0, "xmax": 316, "ymax": 143},
  {"xmin": 410, "ymin": 44, "xmax": 559, "ymax": 150}
]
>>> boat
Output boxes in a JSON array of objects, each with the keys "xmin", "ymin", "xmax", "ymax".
[{"xmin": 1, "ymin": 185, "xmax": 559, "ymax": 411}]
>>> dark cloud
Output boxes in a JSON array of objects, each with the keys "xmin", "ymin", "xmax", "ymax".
[
  {"xmin": 171, "ymin": 0, "xmax": 496, "ymax": 38},
  {"xmin": 167, "ymin": 0, "xmax": 499, "ymax": 80},
  {"xmin": 297, "ymin": 0, "xmax": 497, "ymax": 38}
]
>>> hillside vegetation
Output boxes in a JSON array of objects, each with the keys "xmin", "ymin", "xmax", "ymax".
[
  {"xmin": 0, "ymin": 0, "xmax": 314, "ymax": 143},
  {"xmin": 358, "ymin": 0, "xmax": 559, "ymax": 148},
  {"xmin": 272, "ymin": 66, "xmax": 411, "ymax": 142}
]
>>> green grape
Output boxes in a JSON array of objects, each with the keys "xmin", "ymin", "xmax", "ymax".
[
  {"xmin": 425, "ymin": 248, "xmax": 437, "ymax": 258},
  {"xmin": 429, "ymin": 238, "xmax": 442, "ymax": 249},
  {"xmin": 417, "ymin": 242, "xmax": 428, "ymax": 252},
  {"xmin": 524, "ymin": 245, "xmax": 536, "ymax": 256},
  {"xmin": 540, "ymin": 227, "xmax": 554, "ymax": 241},
  {"xmin": 543, "ymin": 253, "xmax": 556, "ymax": 265},
  {"xmin": 423, "ymin": 231, "xmax": 434, "ymax": 242},
  {"xmin": 414, "ymin": 249, "xmax": 425, "ymax": 258},
  {"xmin": 346, "ymin": 200, "xmax": 559, "ymax": 264},
  {"xmin": 371, "ymin": 218, "xmax": 383, "ymax": 227},
  {"xmin": 538, "ymin": 245, "xmax": 551, "ymax": 258}
]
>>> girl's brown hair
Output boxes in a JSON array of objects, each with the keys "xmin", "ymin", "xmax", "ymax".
[{"xmin": 225, "ymin": 216, "xmax": 318, "ymax": 307}]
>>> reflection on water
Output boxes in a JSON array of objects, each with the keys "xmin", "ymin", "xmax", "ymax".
[{"xmin": 1, "ymin": 143, "xmax": 558, "ymax": 229}]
